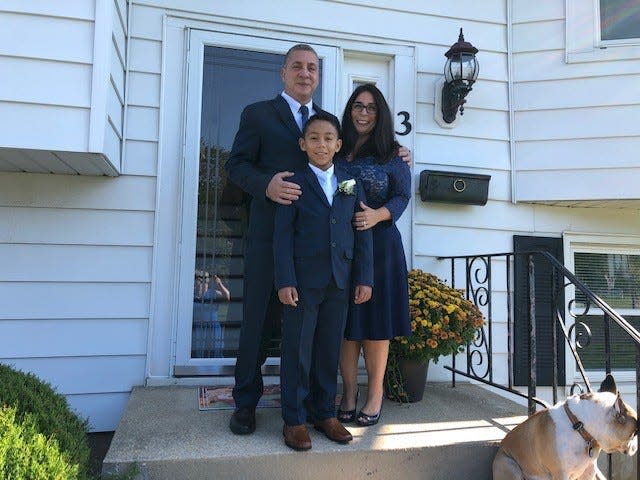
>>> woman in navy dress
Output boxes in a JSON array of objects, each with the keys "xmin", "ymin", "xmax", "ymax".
[{"xmin": 336, "ymin": 84, "xmax": 411, "ymax": 426}]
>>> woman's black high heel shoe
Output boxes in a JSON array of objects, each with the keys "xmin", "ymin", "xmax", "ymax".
[
  {"xmin": 337, "ymin": 389, "xmax": 359, "ymax": 423},
  {"xmin": 355, "ymin": 399, "xmax": 383, "ymax": 427}
]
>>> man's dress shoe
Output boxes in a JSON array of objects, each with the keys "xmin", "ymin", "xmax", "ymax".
[
  {"xmin": 283, "ymin": 424, "xmax": 312, "ymax": 451},
  {"xmin": 314, "ymin": 417, "xmax": 353, "ymax": 444},
  {"xmin": 229, "ymin": 407, "xmax": 256, "ymax": 435}
]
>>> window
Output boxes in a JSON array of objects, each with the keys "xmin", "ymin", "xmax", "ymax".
[
  {"xmin": 566, "ymin": 236, "xmax": 640, "ymax": 371},
  {"xmin": 566, "ymin": 0, "xmax": 640, "ymax": 63},
  {"xmin": 575, "ymin": 252, "xmax": 640, "ymax": 309},
  {"xmin": 599, "ymin": 0, "xmax": 640, "ymax": 42}
]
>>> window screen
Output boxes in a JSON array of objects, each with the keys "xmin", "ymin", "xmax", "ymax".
[
  {"xmin": 600, "ymin": 0, "xmax": 640, "ymax": 41},
  {"xmin": 574, "ymin": 252, "xmax": 640, "ymax": 309}
]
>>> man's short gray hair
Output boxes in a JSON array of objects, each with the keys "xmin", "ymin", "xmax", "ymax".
[{"xmin": 283, "ymin": 44, "xmax": 319, "ymax": 66}]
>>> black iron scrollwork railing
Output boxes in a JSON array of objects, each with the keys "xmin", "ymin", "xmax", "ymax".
[{"xmin": 438, "ymin": 250, "xmax": 640, "ymax": 480}]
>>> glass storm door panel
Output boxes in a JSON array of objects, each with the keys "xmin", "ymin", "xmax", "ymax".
[
  {"xmin": 175, "ymin": 30, "xmax": 336, "ymax": 374},
  {"xmin": 191, "ymin": 46, "xmax": 324, "ymax": 360},
  {"xmin": 193, "ymin": 47, "xmax": 281, "ymax": 360}
]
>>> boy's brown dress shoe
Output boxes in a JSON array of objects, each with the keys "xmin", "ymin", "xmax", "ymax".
[
  {"xmin": 314, "ymin": 417, "xmax": 353, "ymax": 444},
  {"xmin": 283, "ymin": 424, "xmax": 312, "ymax": 451}
]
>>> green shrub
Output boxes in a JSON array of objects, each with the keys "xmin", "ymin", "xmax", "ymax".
[
  {"xmin": 0, "ymin": 405, "xmax": 79, "ymax": 479},
  {"xmin": 0, "ymin": 364, "xmax": 91, "ymax": 479}
]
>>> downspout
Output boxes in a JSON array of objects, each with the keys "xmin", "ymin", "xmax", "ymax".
[{"xmin": 507, "ymin": 0, "xmax": 516, "ymax": 203}]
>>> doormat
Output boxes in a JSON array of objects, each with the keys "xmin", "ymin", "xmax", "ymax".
[
  {"xmin": 198, "ymin": 385, "xmax": 343, "ymax": 411},
  {"xmin": 198, "ymin": 385, "xmax": 280, "ymax": 411}
]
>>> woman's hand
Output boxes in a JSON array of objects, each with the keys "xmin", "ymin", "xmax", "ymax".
[
  {"xmin": 398, "ymin": 146, "xmax": 412, "ymax": 167},
  {"xmin": 353, "ymin": 202, "xmax": 390, "ymax": 230}
]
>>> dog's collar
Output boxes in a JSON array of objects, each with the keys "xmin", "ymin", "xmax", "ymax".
[{"xmin": 563, "ymin": 402, "xmax": 599, "ymax": 458}]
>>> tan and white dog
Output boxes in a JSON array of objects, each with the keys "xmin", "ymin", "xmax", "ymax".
[{"xmin": 493, "ymin": 375, "xmax": 638, "ymax": 480}]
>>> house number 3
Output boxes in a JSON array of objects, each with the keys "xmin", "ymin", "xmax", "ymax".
[{"xmin": 395, "ymin": 111, "xmax": 412, "ymax": 136}]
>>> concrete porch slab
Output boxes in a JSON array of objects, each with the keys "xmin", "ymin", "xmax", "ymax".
[{"xmin": 103, "ymin": 382, "xmax": 527, "ymax": 480}]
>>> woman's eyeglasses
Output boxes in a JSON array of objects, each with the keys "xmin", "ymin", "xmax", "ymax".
[{"xmin": 352, "ymin": 102, "xmax": 378, "ymax": 114}]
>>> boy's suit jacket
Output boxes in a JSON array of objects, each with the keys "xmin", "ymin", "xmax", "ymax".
[{"xmin": 273, "ymin": 165, "xmax": 373, "ymax": 291}]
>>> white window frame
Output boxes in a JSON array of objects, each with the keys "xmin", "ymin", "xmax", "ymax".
[
  {"xmin": 566, "ymin": 0, "xmax": 640, "ymax": 63},
  {"xmin": 596, "ymin": 0, "xmax": 640, "ymax": 46},
  {"xmin": 564, "ymin": 232, "xmax": 640, "ymax": 385}
]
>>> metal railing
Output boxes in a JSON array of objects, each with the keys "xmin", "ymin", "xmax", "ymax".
[{"xmin": 438, "ymin": 250, "xmax": 640, "ymax": 480}]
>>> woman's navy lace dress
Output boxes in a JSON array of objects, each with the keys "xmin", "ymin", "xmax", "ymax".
[{"xmin": 335, "ymin": 155, "xmax": 412, "ymax": 340}]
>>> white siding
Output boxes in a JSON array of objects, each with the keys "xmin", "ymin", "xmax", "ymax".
[
  {"xmin": 0, "ymin": 10, "xmax": 92, "ymax": 152},
  {"xmin": 0, "ymin": 1, "xmax": 124, "ymax": 175},
  {"xmin": 0, "ymin": 171, "xmax": 152, "ymax": 431},
  {"xmin": 103, "ymin": 0, "xmax": 127, "ymax": 169},
  {"xmin": 512, "ymin": 1, "xmax": 640, "ymax": 202}
]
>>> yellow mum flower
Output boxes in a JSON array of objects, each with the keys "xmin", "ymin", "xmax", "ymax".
[{"xmin": 392, "ymin": 268, "xmax": 484, "ymax": 365}]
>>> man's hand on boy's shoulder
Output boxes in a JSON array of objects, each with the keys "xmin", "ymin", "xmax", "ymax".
[
  {"xmin": 266, "ymin": 171, "xmax": 302, "ymax": 204},
  {"xmin": 353, "ymin": 285, "xmax": 372, "ymax": 304}
]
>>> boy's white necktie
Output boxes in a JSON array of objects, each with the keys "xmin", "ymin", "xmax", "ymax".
[{"xmin": 319, "ymin": 173, "xmax": 334, "ymax": 206}]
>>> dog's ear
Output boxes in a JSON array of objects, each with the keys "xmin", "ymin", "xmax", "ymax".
[
  {"xmin": 615, "ymin": 393, "xmax": 625, "ymax": 415},
  {"xmin": 613, "ymin": 394, "xmax": 632, "ymax": 426},
  {"xmin": 599, "ymin": 374, "xmax": 618, "ymax": 394}
]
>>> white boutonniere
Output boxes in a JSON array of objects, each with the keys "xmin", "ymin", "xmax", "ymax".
[{"xmin": 337, "ymin": 179, "xmax": 356, "ymax": 196}]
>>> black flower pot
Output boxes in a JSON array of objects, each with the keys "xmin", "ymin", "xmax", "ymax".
[
  {"xmin": 386, "ymin": 358, "xmax": 429, "ymax": 403},
  {"xmin": 399, "ymin": 359, "xmax": 429, "ymax": 402}
]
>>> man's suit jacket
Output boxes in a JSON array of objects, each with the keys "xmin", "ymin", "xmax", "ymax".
[
  {"xmin": 225, "ymin": 95, "xmax": 338, "ymax": 243},
  {"xmin": 273, "ymin": 165, "xmax": 374, "ymax": 291}
]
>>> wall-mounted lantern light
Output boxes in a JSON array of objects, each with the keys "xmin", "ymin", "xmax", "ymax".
[{"xmin": 434, "ymin": 28, "xmax": 479, "ymax": 128}]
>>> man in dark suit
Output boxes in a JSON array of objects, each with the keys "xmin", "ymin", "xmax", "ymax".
[
  {"xmin": 225, "ymin": 44, "xmax": 337, "ymax": 435},
  {"xmin": 273, "ymin": 113, "xmax": 373, "ymax": 450}
]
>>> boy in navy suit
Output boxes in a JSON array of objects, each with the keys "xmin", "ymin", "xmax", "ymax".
[{"xmin": 273, "ymin": 112, "xmax": 374, "ymax": 451}]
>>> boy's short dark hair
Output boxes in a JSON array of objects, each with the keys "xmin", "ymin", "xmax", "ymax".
[{"xmin": 302, "ymin": 112, "xmax": 342, "ymax": 137}]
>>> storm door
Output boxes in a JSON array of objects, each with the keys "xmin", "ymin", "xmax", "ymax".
[
  {"xmin": 192, "ymin": 46, "xmax": 287, "ymax": 362},
  {"xmin": 174, "ymin": 31, "xmax": 337, "ymax": 375}
]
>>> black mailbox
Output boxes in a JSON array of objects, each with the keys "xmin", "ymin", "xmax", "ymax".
[{"xmin": 419, "ymin": 170, "xmax": 490, "ymax": 206}]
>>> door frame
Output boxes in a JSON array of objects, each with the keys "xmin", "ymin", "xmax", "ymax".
[
  {"xmin": 563, "ymin": 231, "xmax": 640, "ymax": 386},
  {"xmin": 152, "ymin": 15, "xmax": 416, "ymax": 382}
]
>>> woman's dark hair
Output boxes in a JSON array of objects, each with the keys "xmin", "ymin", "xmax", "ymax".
[
  {"xmin": 339, "ymin": 83, "xmax": 399, "ymax": 164},
  {"xmin": 302, "ymin": 111, "xmax": 342, "ymax": 138}
]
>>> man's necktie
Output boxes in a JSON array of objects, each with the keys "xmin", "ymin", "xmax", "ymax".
[{"xmin": 299, "ymin": 105, "xmax": 309, "ymax": 129}]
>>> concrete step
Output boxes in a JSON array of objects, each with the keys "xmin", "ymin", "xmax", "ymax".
[{"xmin": 103, "ymin": 382, "xmax": 527, "ymax": 480}]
